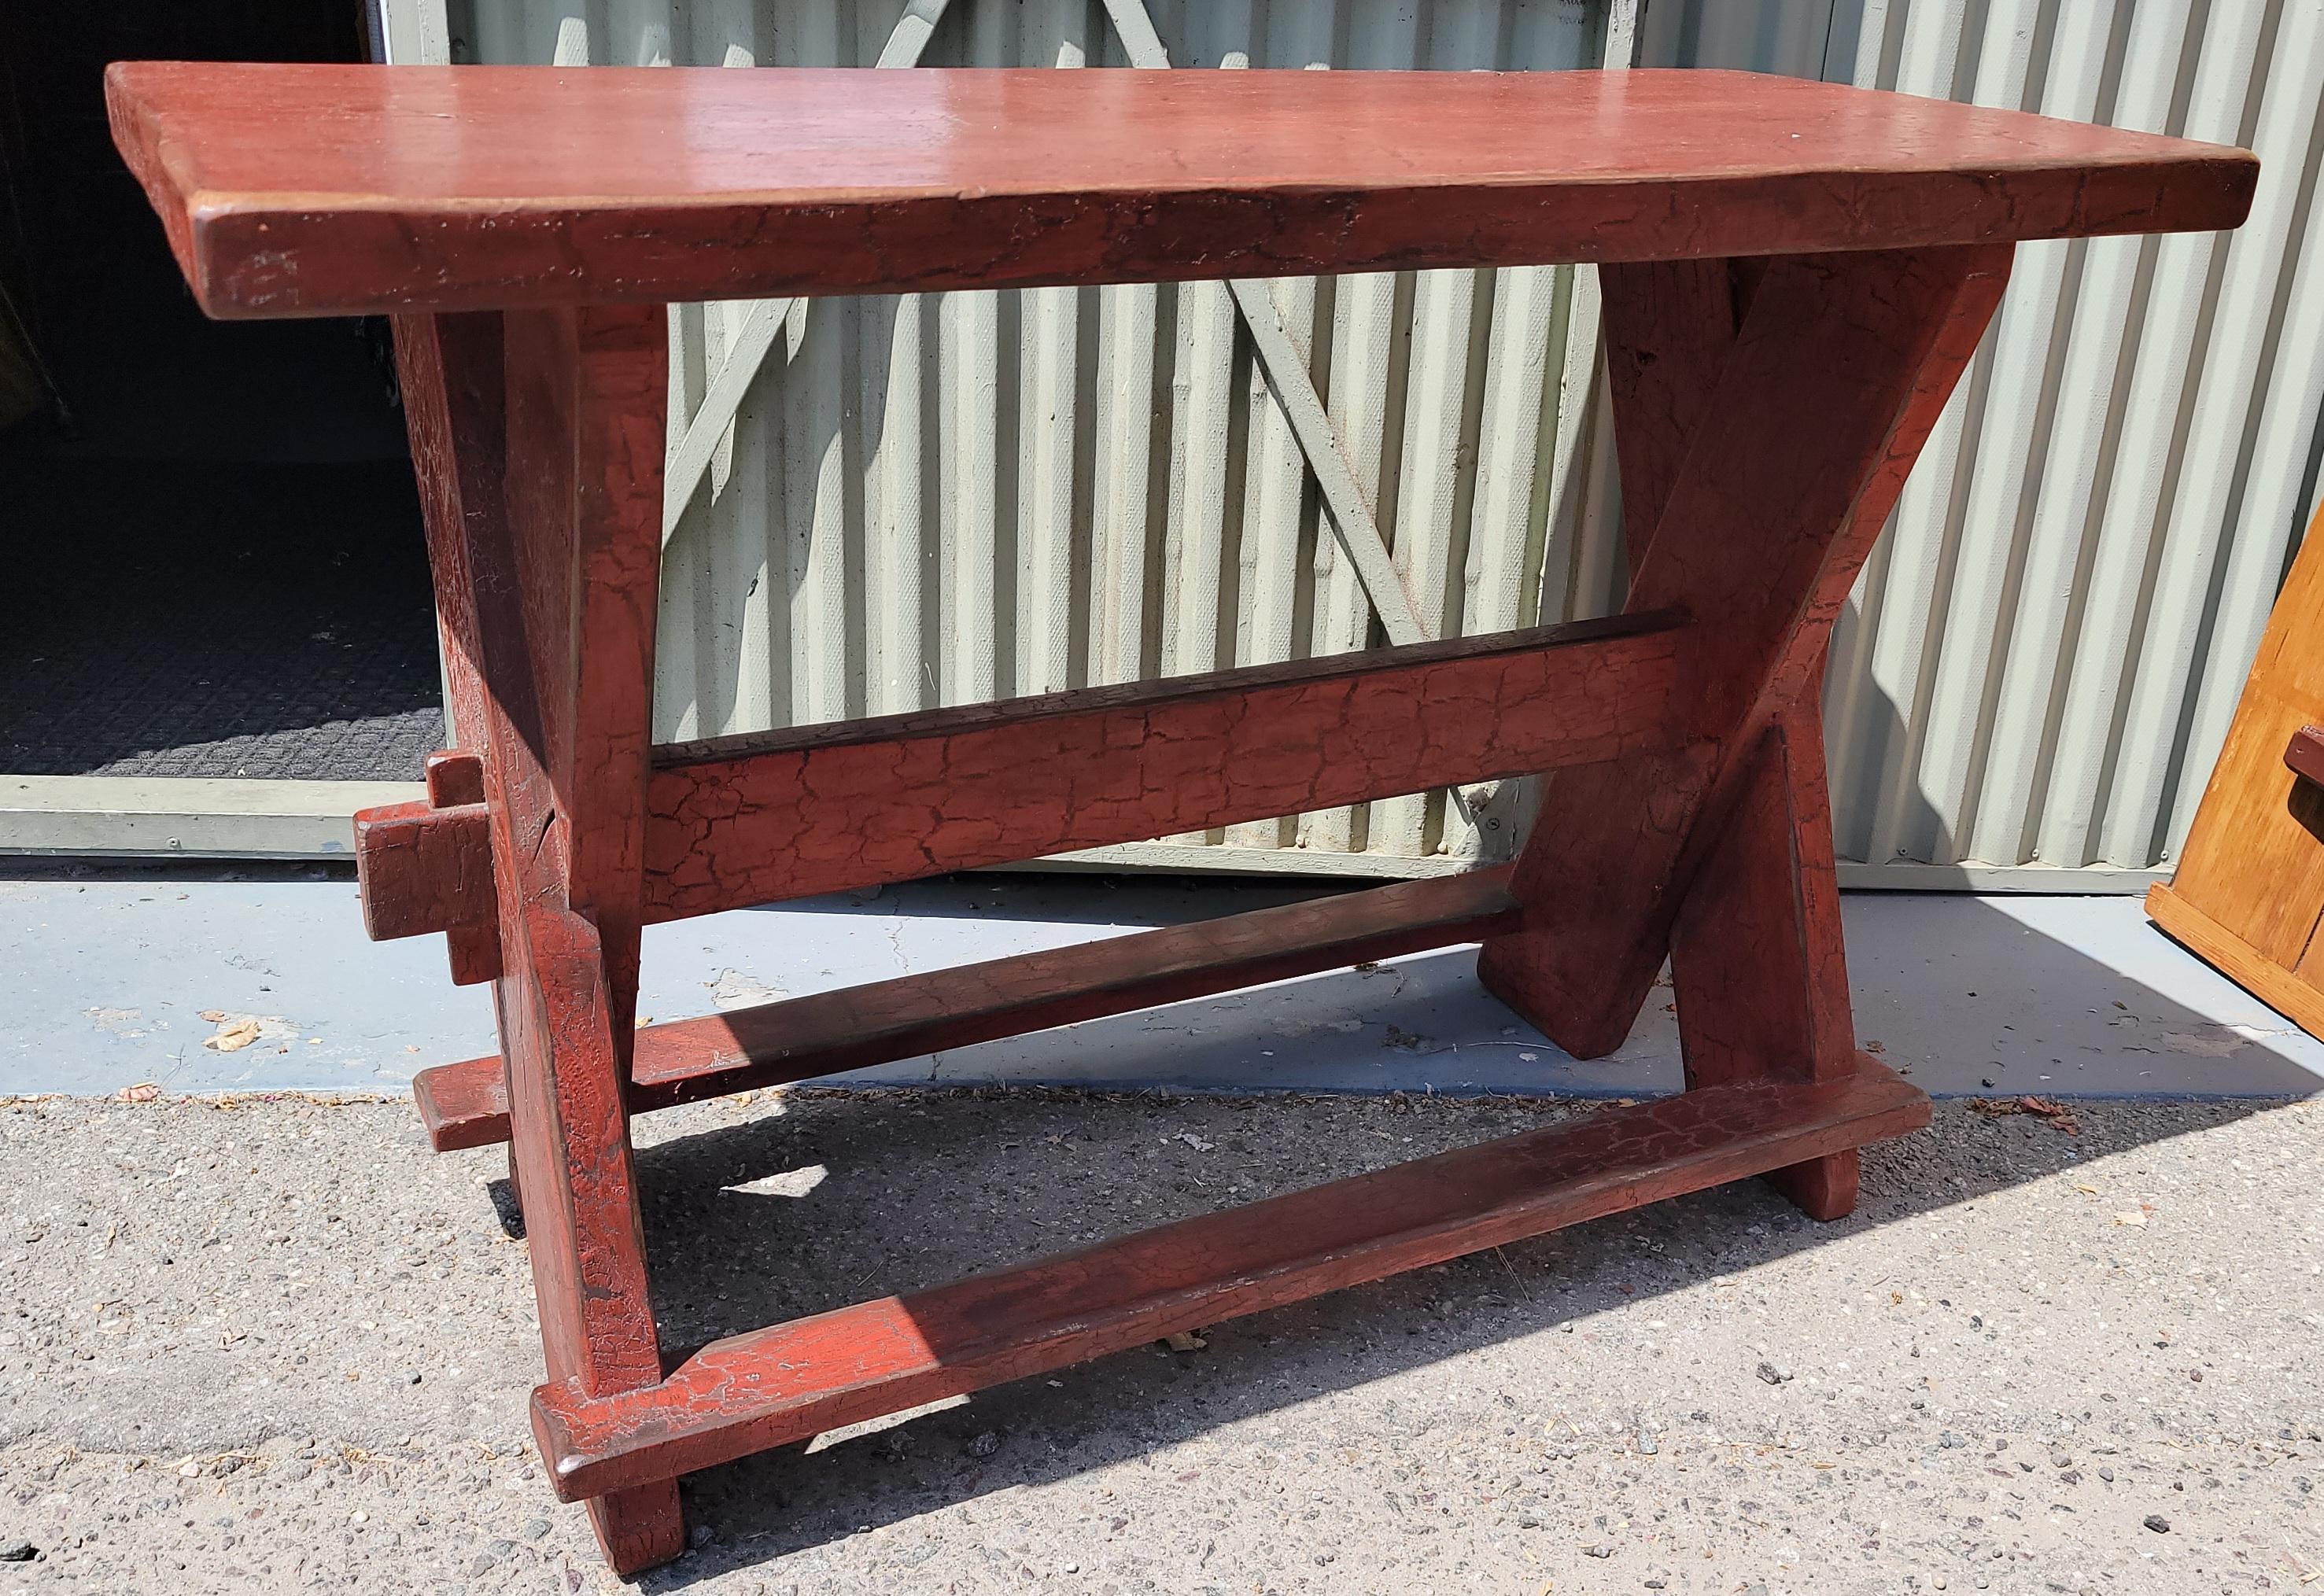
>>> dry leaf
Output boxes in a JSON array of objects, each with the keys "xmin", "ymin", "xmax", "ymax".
[
  {"xmin": 1163, "ymin": 1330, "xmax": 1208, "ymax": 1353},
  {"xmin": 116, "ymin": 1082, "xmax": 159, "ymax": 1104},
  {"xmin": 2020, "ymin": 1096, "xmax": 2080, "ymax": 1134},
  {"xmin": 203, "ymin": 1018, "xmax": 262, "ymax": 1052},
  {"xmin": 1966, "ymin": 1095, "xmax": 2079, "ymax": 1134}
]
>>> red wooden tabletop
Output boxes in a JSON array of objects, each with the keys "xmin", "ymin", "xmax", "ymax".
[{"xmin": 106, "ymin": 62, "xmax": 2256, "ymax": 319}]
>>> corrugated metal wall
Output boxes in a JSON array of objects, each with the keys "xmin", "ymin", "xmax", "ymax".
[
  {"xmin": 1647, "ymin": 0, "xmax": 2324, "ymax": 888},
  {"xmin": 404, "ymin": 0, "xmax": 2324, "ymax": 889},
  {"xmin": 414, "ymin": 0, "xmax": 1629, "ymax": 879}
]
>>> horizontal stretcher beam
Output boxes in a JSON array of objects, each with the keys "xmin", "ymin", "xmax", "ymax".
[
  {"xmin": 530, "ymin": 1054, "xmax": 1929, "ymax": 1501},
  {"xmin": 411, "ymin": 868, "xmax": 1522, "ymax": 1152},
  {"xmin": 357, "ymin": 610, "xmax": 1691, "ymax": 944}
]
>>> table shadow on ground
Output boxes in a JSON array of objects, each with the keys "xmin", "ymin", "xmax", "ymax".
[{"xmin": 508, "ymin": 894, "xmax": 2317, "ymax": 1585}]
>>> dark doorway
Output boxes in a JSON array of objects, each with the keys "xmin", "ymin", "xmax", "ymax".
[{"xmin": 0, "ymin": 3, "xmax": 441, "ymax": 782}]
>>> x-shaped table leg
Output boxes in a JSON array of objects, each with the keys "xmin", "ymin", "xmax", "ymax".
[
  {"xmin": 1480, "ymin": 244, "xmax": 2013, "ymax": 1215},
  {"xmin": 384, "ymin": 245, "xmax": 2012, "ymax": 1577}
]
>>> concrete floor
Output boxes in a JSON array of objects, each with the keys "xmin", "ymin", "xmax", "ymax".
[
  {"xmin": 4, "ymin": 862, "xmax": 2322, "ymax": 1101},
  {"xmin": 0, "ymin": 1090, "xmax": 2316, "ymax": 1595},
  {"xmin": 5, "ymin": 867, "xmax": 2322, "ymax": 1594}
]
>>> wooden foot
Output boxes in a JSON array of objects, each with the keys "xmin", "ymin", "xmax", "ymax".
[
  {"xmin": 1765, "ymin": 1148, "xmax": 1860, "ymax": 1222},
  {"xmin": 588, "ymin": 1480, "xmax": 687, "ymax": 1576}
]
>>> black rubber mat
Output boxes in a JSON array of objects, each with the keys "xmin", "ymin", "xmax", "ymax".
[{"xmin": 2, "ymin": 449, "xmax": 445, "ymax": 780}]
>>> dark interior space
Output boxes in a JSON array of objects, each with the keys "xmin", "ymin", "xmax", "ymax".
[{"xmin": 0, "ymin": 3, "xmax": 442, "ymax": 781}]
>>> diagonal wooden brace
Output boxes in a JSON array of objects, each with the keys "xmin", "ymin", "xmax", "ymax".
[
  {"xmin": 411, "ymin": 868, "xmax": 1523, "ymax": 1151},
  {"xmin": 659, "ymin": 0, "xmax": 954, "ymax": 543},
  {"xmin": 1479, "ymin": 245, "xmax": 2014, "ymax": 1082}
]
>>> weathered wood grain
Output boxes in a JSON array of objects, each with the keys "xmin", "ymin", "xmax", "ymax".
[
  {"xmin": 650, "ymin": 611, "xmax": 1682, "ymax": 915},
  {"xmin": 114, "ymin": 57, "xmax": 2259, "ymax": 1577},
  {"xmin": 1479, "ymin": 244, "xmax": 2015, "ymax": 1062},
  {"xmin": 413, "ymin": 868, "xmax": 1522, "ymax": 1152},
  {"xmin": 2156, "ymin": 492, "xmax": 2324, "ymax": 968},
  {"xmin": 408, "ymin": 304, "xmax": 684, "ymax": 1570},
  {"xmin": 1599, "ymin": 255, "xmax": 1754, "ymax": 579},
  {"xmin": 530, "ymin": 1055, "xmax": 1929, "ymax": 1501},
  {"xmin": 1672, "ymin": 702, "xmax": 1862, "ymax": 1218},
  {"xmin": 354, "ymin": 610, "xmax": 1688, "ymax": 942},
  {"xmin": 389, "ymin": 322, "xmax": 506, "ymax": 987},
  {"xmin": 352, "ymin": 798, "xmax": 493, "ymax": 943},
  {"xmin": 1592, "ymin": 256, "xmax": 1860, "ymax": 1217},
  {"xmin": 421, "ymin": 753, "xmax": 500, "ymax": 984},
  {"xmin": 2145, "ymin": 491, "xmax": 2324, "ymax": 1040},
  {"xmin": 105, "ymin": 64, "xmax": 2254, "ymax": 318},
  {"xmin": 2147, "ymin": 883, "xmax": 2324, "ymax": 1040}
]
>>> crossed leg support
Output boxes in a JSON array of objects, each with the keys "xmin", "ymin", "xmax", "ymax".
[
  {"xmin": 382, "ymin": 242, "xmax": 2009, "ymax": 1573},
  {"xmin": 1483, "ymin": 242, "xmax": 2013, "ymax": 1215}
]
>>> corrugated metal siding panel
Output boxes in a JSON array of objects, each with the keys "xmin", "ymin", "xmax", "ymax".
[
  {"xmin": 441, "ymin": 0, "xmax": 1619, "ymax": 877},
  {"xmin": 426, "ymin": 0, "xmax": 2324, "ymax": 887},
  {"xmin": 1634, "ymin": 0, "xmax": 1840, "ymax": 76},
  {"xmin": 1650, "ymin": 0, "xmax": 2324, "ymax": 886}
]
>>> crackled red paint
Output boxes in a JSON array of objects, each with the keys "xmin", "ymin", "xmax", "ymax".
[
  {"xmin": 390, "ymin": 306, "xmax": 686, "ymax": 1572},
  {"xmin": 356, "ymin": 614, "xmax": 1687, "ymax": 942},
  {"xmin": 420, "ymin": 754, "xmax": 500, "ymax": 986},
  {"xmin": 114, "ymin": 57, "xmax": 2259, "ymax": 1579},
  {"xmin": 414, "ymin": 868, "xmax": 1523, "ymax": 1151},
  {"xmin": 352, "ymin": 798, "xmax": 492, "ymax": 942},
  {"xmin": 105, "ymin": 64, "xmax": 2252, "ymax": 318},
  {"xmin": 643, "ymin": 614, "xmax": 1684, "ymax": 920},
  {"xmin": 389, "ymin": 325, "xmax": 506, "ymax": 987},
  {"xmin": 1573, "ymin": 254, "xmax": 1861, "ymax": 1215},
  {"xmin": 1479, "ymin": 244, "xmax": 2015, "ymax": 1062},
  {"xmin": 531, "ymin": 1056, "xmax": 1930, "ymax": 1501}
]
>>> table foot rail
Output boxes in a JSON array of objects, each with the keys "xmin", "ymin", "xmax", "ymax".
[{"xmin": 531, "ymin": 1054, "xmax": 1927, "ymax": 1501}]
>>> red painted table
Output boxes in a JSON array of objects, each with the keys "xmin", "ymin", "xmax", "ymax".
[{"xmin": 109, "ymin": 61, "xmax": 2253, "ymax": 1575}]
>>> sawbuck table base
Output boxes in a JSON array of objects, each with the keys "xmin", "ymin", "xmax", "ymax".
[
  {"xmin": 108, "ymin": 61, "xmax": 2254, "ymax": 1573},
  {"xmin": 406, "ymin": 243, "xmax": 1972, "ymax": 1568}
]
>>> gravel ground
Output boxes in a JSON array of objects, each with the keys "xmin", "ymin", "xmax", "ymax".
[{"xmin": 0, "ymin": 1088, "xmax": 2318, "ymax": 1595}]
